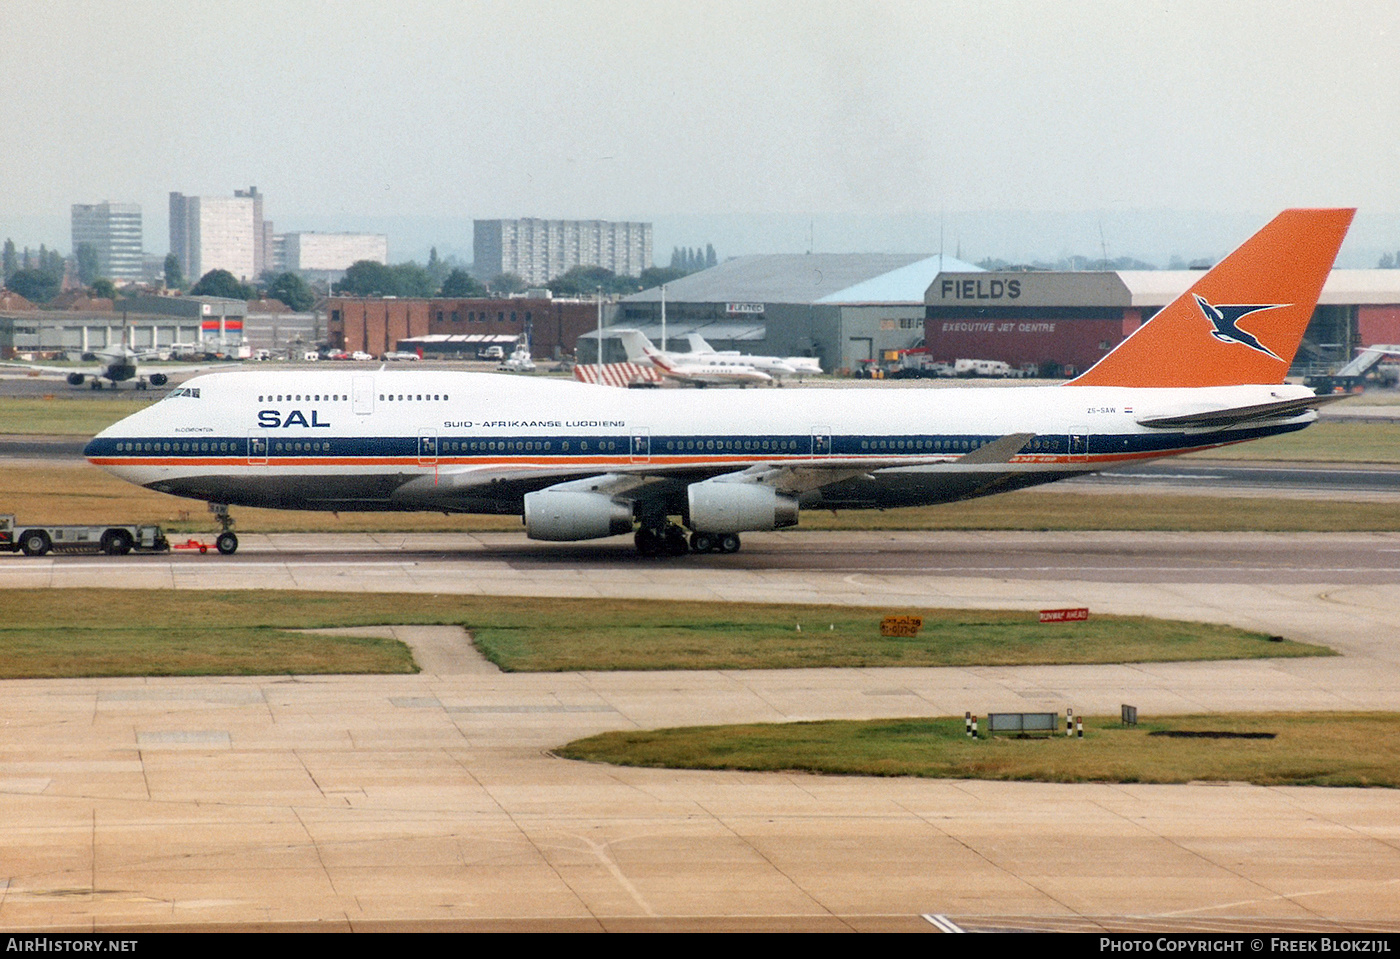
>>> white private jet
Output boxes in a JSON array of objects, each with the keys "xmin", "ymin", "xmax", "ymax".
[
  {"xmin": 85, "ymin": 209, "xmax": 1352, "ymax": 556},
  {"xmin": 683, "ymin": 332, "xmax": 823, "ymax": 378},
  {"xmin": 615, "ymin": 329, "xmax": 773, "ymax": 387}
]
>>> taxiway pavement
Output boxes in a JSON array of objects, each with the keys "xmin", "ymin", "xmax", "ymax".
[{"xmin": 1, "ymin": 531, "xmax": 1399, "ymax": 931}]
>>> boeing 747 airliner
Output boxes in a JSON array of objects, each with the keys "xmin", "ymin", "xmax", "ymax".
[{"xmin": 85, "ymin": 209, "xmax": 1353, "ymax": 555}]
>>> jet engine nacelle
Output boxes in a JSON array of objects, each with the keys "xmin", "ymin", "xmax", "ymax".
[
  {"xmin": 523, "ymin": 489, "xmax": 634, "ymax": 541},
  {"xmin": 67, "ymin": 372, "xmax": 85, "ymax": 386},
  {"xmin": 687, "ymin": 479, "xmax": 798, "ymax": 534},
  {"xmin": 148, "ymin": 373, "xmax": 168, "ymax": 387}
]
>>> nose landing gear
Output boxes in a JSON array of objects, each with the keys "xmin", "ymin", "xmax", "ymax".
[{"xmin": 211, "ymin": 503, "xmax": 238, "ymax": 555}]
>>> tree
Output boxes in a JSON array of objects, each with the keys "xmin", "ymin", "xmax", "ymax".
[
  {"xmin": 2, "ymin": 239, "xmax": 15, "ymax": 281},
  {"xmin": 705, "ymin": 244, "xmax": 717, "ymax": 268},
  {"xmin": 76, "ymin": 243, "xmax": 100, "ymax": 285},
  {"xmin": 190, "ymin": 269, "xmax": 256, "ymax": 300},
  {"xmin": 37, "ymin": 245, "xmax": 64, "ymax": 278},
  {"xmin": 333, "ymin": 260, "xmax": 435, "ymax": 298},
  {"xmin": 488, "ymin": 272, "xmax": 526, "ymax": 295},
  {"xmin": 334, "ymin": 260, "xmax": 392, "ymax": 296},
  {"xmin": 6, "ymin": 268, "xmax": 60, "ymax": 303},
  {"xmin": 90, "ymin": 278, "xmax": 118, "ymax": 300},
  {"xmin": 425, "ymin": 247, "xmax": 452, "ymax": 289},
  {"xmin": 639, "ymin": 266, "xmax": 688, "ymax": 290},
  {"xmin": 388, "ymin": 261, "xmax": 435, "ymax": 298},
  {"xmin": 265, "ymin": 272, "xmax": 316, "ymax": 311},
  {"xmin": 546, "ymin": 265, "xmax": 641, "ymax": 297},
  {"xmin": 440, "ymin": 268, "xmax": 486, "ymax": 298},
  {"xmin": 164, "ymin": 253, "xmax": 185, "ymax": 290}
]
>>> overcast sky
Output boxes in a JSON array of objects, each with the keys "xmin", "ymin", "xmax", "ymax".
[{"xmin": 3, "ymin": 0, "xmax": 1398, "ymax": 265}]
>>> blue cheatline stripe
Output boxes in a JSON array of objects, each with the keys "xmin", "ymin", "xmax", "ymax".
[{"xmin": 84, "ymin": 419, "xmax": 1310, "ymax": 462}]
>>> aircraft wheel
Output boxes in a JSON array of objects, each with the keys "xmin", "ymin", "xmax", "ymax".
[
  {"xmin": 90, "ymin": 380, "xmax": 101, "ymax": 390},
  {"xmin": 101, "ymin": 529, "xmax": 133, "ymax": 555},
  {"xmin": 20, "ymin": 531, "xmax": 51, "ymax": 557},
  {"xmin": 216, "ymin": 532, "xmax": 239, "ymax": 555},
  {"xmin": 664, "ymin": 526, "xmax": 689, "ymax": 556},
  {"xmin": 718, "ymin": 533, "xmax": 741, "ymax": 554},
  {"xmin": 634, "ymin": 528, "xmax": 661, "ymax": 557},
  {"xmin": 690, "ymin": 532, "xmax": 715, "ymax": 553}
]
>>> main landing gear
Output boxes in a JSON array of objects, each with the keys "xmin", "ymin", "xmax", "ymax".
[
  {"xmin": 211, "ymin": 503, "xmax": 238, "ymax": 555},
  {"xmin": 633, "ymin": 524, "xmax": 741, "ymax": 556}
]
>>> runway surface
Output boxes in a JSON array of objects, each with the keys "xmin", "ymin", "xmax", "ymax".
[{"xmin": 2, "ymin": 530, "xmax": 1400, "ymax": 932}]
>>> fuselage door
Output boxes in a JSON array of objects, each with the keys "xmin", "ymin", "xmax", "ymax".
[
  {"xmin": 811, "ymin": 427, "xmax": 832, "ymax": 458},
  {"xmin": 418, "ymin": 429, "xmax": 438, "ymax": 466},
  {"xmin": 352, "ymin": 376, "xmax": 375, "ymax": 415},
  {"xmin": 631, "ymin": 427, "xmax": 651, "ymax": 463},
  {"xmin": 247, "ymin": 433, "xmax": 268, "ymax": 465},
  {"xmin": 1068, "ymin": 425, "xmax": 1089, "ymax": 463}
]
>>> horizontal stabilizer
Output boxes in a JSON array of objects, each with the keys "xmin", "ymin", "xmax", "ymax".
[{"xmin": 1136, "ymin": 393, "xmax": 1349, "ymax": 429}]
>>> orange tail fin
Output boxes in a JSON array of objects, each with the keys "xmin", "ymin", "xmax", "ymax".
[{"xmin": 1068, "ymin": 208, "xmax": 1354, "ymax": 388}]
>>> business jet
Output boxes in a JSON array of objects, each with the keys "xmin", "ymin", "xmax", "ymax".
[
  {"xmin": 85, "ymin": 208, "xmax": 1352, "ymax": 557},
  {"xmin": 684, "ymin": 332, "xmax": 824, "ymax": 378},
  {"xmin": 616, "ymin": 329, "xmax": 773, "ymax": 387}
]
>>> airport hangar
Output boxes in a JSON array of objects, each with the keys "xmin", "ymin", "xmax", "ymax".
[
  {"xmin": 610, "ymin": 259, "xmax": 1400, "ymax": 376},
  {"xmin": 0, "ymin": 295, "xmax": 250, "ymax": 358},
  {"xmin": 608, "ymin": 253, "xmax": 982, "ymax": 372}
]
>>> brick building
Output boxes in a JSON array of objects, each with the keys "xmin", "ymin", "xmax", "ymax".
[{"xmin": 327, "ymin": 295, "xmax": 602, "ymax": 358}]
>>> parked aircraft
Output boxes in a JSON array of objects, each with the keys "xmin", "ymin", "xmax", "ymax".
[
  {"xmin": 684, "ymin": 332, "xmax": 823, "ymax": 377},
  {"xmin": 85, "ymin": 209, "xmax": 1352, "ymax": 556},
  {"xmin": 616, "ymin": 329, "xmax": 773, "ymax": 387}
]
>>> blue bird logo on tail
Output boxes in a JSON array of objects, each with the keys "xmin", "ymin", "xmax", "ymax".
[{"xmin": 1193, "ymin": 295, "xmax": 1287, "ymax": 360}]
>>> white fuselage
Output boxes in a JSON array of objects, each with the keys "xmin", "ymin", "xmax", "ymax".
[{"xmin": 85, "ymin": 369, "xmax": 1315, "ymax": 520}]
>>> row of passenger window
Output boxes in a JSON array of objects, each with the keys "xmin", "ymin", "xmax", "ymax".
[
  {"xmin": 664, "ymin": 439, "xmax": 801, "ymax": 452},
  {"xmin": 440, "ymin": 439, "xmax": 619, "ymax": 453},
  {"xmin": 258, "ymin": 394, "xmax": 344, "ymax": 402},
  {"xmin": 117, "ymin": 441, "xmax": 237, "ymax": 454},
  {"xmin": 382, "ymin": 393, "xmax": 449, "ymax": 401},
  {"xmin": 858, "ymin": 438, "xmax": 982, "ymax": 451},
  {"xmin": 272, "ymin": 441, "xmax": 333, "ymax": 453}
]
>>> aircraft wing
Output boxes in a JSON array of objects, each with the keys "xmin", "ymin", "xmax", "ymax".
[
  {"xmin": 1135, "ymin": 394, "xmax": 1349, "ymax": 429},
  {"xmin": 0, "ymin": 361, "xmax": 87, "ymax": 378},
  {"xmin": 0, "ymin": 360, "xmax": 224, "ymax": 379}
]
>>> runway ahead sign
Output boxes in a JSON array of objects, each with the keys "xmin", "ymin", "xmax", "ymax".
[
  {"xmin": 1039, "ymin": 608, "xmax": 1090, "ymax": 624},
  {"xmin": 879, "ymin": 616, "xmax": 924, "ymax": 637}
]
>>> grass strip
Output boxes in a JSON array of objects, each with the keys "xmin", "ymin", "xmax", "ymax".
[
  {"xmin": 0, "ymin": 396, "xmax": 156, "ymax": 435},
  {"xmin": 0, "ymin": 589, "xmax": 1328, "ymax": 677},
  {"xmin": 558, "ymin": 712, "xmax": 1400, "ymax": 788},
  {"xmin": 0, "ymin": 626, "xmax": 416, "ymax": 678}
]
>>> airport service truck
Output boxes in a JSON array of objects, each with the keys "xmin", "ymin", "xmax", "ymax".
[{"xmin": 0, "ymin": 515, "xmax": 170, "ymax": 557}]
